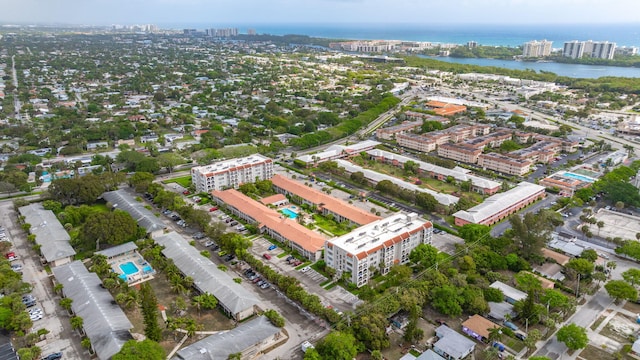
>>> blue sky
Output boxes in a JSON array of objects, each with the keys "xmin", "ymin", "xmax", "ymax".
[{"xmin": 1, "ymin": 0, "xmax": 639, "ymax": 26}]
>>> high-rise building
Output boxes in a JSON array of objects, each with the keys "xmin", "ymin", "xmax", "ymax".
[
  {"xmin": 522, "ymin": 40, "xmax": 553, "ymax": 57},
  {"xmin": 563, "ymin": 40, "xmax": 616, "ymax": 59},
  {"xmin": 190, "ymin": 154, "xmax": 274, "ymax": 192},
  {"xmin": 467, "ymin": 41, "xmax": 478, "ymax": 49}
]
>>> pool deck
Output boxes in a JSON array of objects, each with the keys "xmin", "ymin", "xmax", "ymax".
[{"xmin": 110, "ymin": 252, "xmax": 155, "ymax": 286}]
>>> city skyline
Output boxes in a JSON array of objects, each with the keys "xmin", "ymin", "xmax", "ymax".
[{"xmin": 1, "ymin": 0, "xmax": 640, "ymax": 26}]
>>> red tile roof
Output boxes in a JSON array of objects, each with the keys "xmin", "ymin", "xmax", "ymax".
[
  {"xmin": 211, "ymin": 189, "xmax": 325, "ymax": 253},
  {"xmin": 259, "ymin": 194, "xmax": 288, "ymax": 206},
  {"xmin": 271, "ymin": 174, "xmax": 381, "ymax": 226}
]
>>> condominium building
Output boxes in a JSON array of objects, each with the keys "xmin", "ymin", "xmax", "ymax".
[
  {"xmin": 376, "ymin": 121, "xmax": 422, "ymax": 141},
  {"xmin": 271, "ymin": 174, "xmax": 381, "ymax": 226},
  {"xmin": 211, "ymin": 189, "xmax": 326, "ymax": 261},
  {"xmin": 477, "ymin": 153, "xmax": 532, "ymax": 176},
  {"xmin": 325, "ymin": 212, "xmax": 432, "ymax": 287},
  {"xmin": 563, "ymin": 40, "xmax": 616, "ymax": 60},
  {"xmin": 295, "ymin": 140, "xmax": 380, "ymax": 166},
  {"xmin": 191, "ymin": 154, "xmax": 274, "ymax": 192},
  {"xmin": 522, "ymin": 40, "xmax": 553, "ymax": 57},
  {"xmin": 453, "ymin": 182, "xmax": 546, "ymax": 226},
  {"xmin": 396, "ymin": 124, "xmax": 490, "ymax": 153},
  {"xmin": 437, "ymin": 143, "xmax": 482, "ymax": 164}
]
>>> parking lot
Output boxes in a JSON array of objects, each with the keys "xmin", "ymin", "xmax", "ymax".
[
  {"xmin": 431, "ymin": 231, "xmax": 465, "ymax": 255},
  {"xmin": 0, "ymin": 201, "xmax": 84, "ymax": 359}
]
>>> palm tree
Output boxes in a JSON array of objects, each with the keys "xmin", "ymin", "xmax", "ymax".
[
  {"xmin": 488, "ymin": 327, "xmax": 503, "ymax": 343},
  {"xmin": 70, "ymin": 316, "xmax": 84, "ymax": 334},
  {"xmin": 59, "ymin": 298, "xmax": 73, "ymax": 314},
  {"xmin": 192, "ymin": 295, "xmax": 204, "ymax": 317},
  {"xmin": 53, "ymin": 283, "xmax": 63, "ymax": 295}
]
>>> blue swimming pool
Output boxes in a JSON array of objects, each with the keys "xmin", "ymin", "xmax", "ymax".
[
  {"xmin": 281, "ymin": 208, "xmax": 298, "ymax": 219},
  {"xmin": 562, "ymin": 172, "xmax": 596, "ymax": 183},
  {"xmin": 143, "ymin": 265, "xmax": 153, "ymax": 273},
  {"xmin": 120, "ymin": 262, "xmax": 139, "ymax": 276}
]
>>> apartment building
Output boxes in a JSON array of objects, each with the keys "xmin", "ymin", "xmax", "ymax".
[
  {"xmin": 211, "ymin": 189, "xmax": 326, "ymax": 261},
  {"xmin": 478, "ymin": 153, "xmax": 532, "ymax": 176},
  {"xmin": 437, "ymin": 143, "xmax": 482, "ymax": 164},
  {"xmin": 191, "ymin": 154, "xmax": 274, "ymax": 192},
  {"xmin": 367, "ymin": 149, "xmax": 502, "ymax": 195},
  {"xmin": 396, "ymin": 133, "xmax": 439, "ymax": 153},
  {"xmin": 522, "ymin": 40, "xmax": 553, "ymax": 57},
  {"xmin": 376, "ymin": 121, "xmax": 422, "ymax": 140},
  {"xmin": 325, "ymin": 212, "xmax": 432, "ymax": 287},
  {"xmin": 296, "ymin": 140, "xmax": 380, "ymax": 166},
  {"xmin": 396, "ymin": 124, "xmax": 490, "ymax": 153},
  {"xmin": 425, "ymin": 101, "xmax": 467, "ymax": 116},
  {"xmin": 271, "ymin": 174, "xmax": 381, "ymax": 226},
  {"xmin": 463, "ymin": 130, "xmax": 513, "ymax": 150},
  {"xmin": 563, "ymin": 40, "xmax": 617, "ymax": 60},
  {"xmin": 453, "ymin": 182, "xmax": 546, "ymax": 226},
  {"xmin": 508, "ymin": 140, "xmax": 560, "ymax": 164},
  {"xmin": 404, "ymin": 112, "xmax": 450, "ymax": 125}
]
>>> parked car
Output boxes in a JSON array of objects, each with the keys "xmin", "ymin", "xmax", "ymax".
[
  {"xmin": 5, "ymin": 252, "xmax": 17, "ymax": 261},
  {"xmin": 42, "ymin": 352, "xmax": 63, "ymax": 360},
  {"xmin": 10, "ymin": 264, "xmax": 22, "ymax": 272},
  {"xmin": 257, "ymin": 280, "xmax": 265, "ymax": 286},
  {"xmin": 260, "ymin": 282, "xmax": 271, "ymax": 289},
  {"xmin": 515, "ymin": 332, "xmax": 527, "ymax": 341},
  {"xmin": 204, "ymin": 240, "xmax": 215, "ymax": 247},
  {"xmin": 223, "ymin": 254, "xmax": 235, "ymax": 262},
  {"xmin": 292, "ymin": 260, "xmax": 303, "ymax": 266},
  {"xmin": 252, "ymin": 277, "xmax": 262, "ymax": 283},
  {"xmin": 217, "ymin": 250, "xmax": 227, "ymax": 257},
  {"xmin": 300, "ymin": 266, "xmax": 311, "ymax": 273},
  {"xmin": 209, "ymin": 207, "xmax": 218, "ymax": 212},
  {"xmin": 182, "ymin": 190, "xmax": 190, "ymax": 195},
  {"xmin": 229, "ymin": 221, "xmax": 238, "ymax": 226},
  {"xmin": 503, "ymin": 321, "xmax": 519, "ymax": 331},
  {"xmin": 268, "ymin": 244, "xmax": 277, "ymax": 251},
  {"xmin": 263, "ymin": 253, "xmax": 272, "ymax": 260}
]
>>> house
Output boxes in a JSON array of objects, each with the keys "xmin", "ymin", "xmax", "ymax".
[
  {"xmin": 433, "ymin": 325, "xmax": 475, "ymax": 360},
  {"xmin": 102, "ymin": 190, "xmax": 166, "ymax": 236},
  {"xmin": 488, "ymin": 301, "xmax": 516, "ymax": 322},
  {"xmin": 630, "ymin": 338, "xmax": 640, "ymax": 360},
  {"xmin": 524, "ymin": 271, "xmax": 555, "ymax": 289},
  {"xmin": 154, "ymin": 232, "xmax": 261, "ymax": 321},
  {"xmin": 461, "ymin": 315, "xmax": 501, "ymax": 342},
  {"xmin": 18, "ymin": 204, "xmax": 76, "ymax": 267},
  {"xmin": 52, "ymin": 261, "xmax": 134, "ymax": 360},
  {"xmin": 490, "ymin": 281, "xmax": 527, "ymax": 304},
  {"xmin": 171, "ymin": 316, "xmax": 285, "ymax": 360}
]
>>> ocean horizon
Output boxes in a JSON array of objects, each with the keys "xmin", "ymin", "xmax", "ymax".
[{"xmin": 160, "ymin": 22, "xmax": 640, "ymax": 48}]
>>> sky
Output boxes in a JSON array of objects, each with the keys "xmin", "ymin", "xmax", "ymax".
[{"xmin": 1, "ymin": 0, "xmax": 639, "ymax": 26}]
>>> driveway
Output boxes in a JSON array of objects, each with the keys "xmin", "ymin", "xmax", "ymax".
[{"xmin": 0, "ymin": 201, "xmax": 85, "ymax": 360}]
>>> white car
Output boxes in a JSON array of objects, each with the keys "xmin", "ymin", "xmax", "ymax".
[
  {"xmin": 30, "ymin": 313, "xmax": 43, "ymax": 321},
  {"xmin": 28, "ymin": 308, "xmax": 42, "ymax": 316},
  {"xmin": 300, "ymin": 267, "xmax": 311, "ymax": 273}
]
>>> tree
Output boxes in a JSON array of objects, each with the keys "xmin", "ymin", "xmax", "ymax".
[
  {"xmin": 409, "ymin": 243, "xmax": 438, "ymax": 270},
  {"xmin": 112, "ymin": 339, "xmax": 166, "ymax": 360},
  {"xmin": 515, "ymin": 271, "xmax": 543, "ymax": 294},
  {"xmin": 82, "ymin": 210, "xmax": 140, "ymax": 247},
  {"xmin": 404, "ymin": 160, "xmax": 419, "ymax": 175},
  {"xmin": 514, "ymin": 290, "xmax": 544, "ymax": 325},
  {"xmin": 315, "ymin": 331, "xmax": 358, "ymax": 360},
  {"xmin": 59, "ymin": 298, "xmax": 73, "ymax": 313},
  {"xmin": 604, "ymin": 280, "xmax": 638, "ymax": 304},
  {"xmin": 616, "ymin": 240, "xmax": 640, "ymax": 261},
  {"xmin": 128, "ymin": 172, "xmax": 155, "ymax": 193},
  {"xmin": 556, "ymin": 324, "xmax": 588, "ymax": 351},
  {"xmin": 509, "ymin": 211, "xmax": 556, "ymax": 259},
  {"xmin": 459, "ymin": 224, "xmax": 491, "ymax": 243},
  {"xmin": 566, "ymin": 258, "xmax": 594, "ymax": 278},
  {"xmin": 70, "ymin": 316, "xmax": 84, "ymax": 333},
  {"xmin": 140, "ymin": 283, "xmax": 162, "ymax": 342},
  {"xmin": 431, "ymin": 285, "xmax": 463, "ymax": 316},
  {"xmin": 263, "ymin": 309, "xmax": 285, "ymax": 327},
  {"xmin": 622, "ymin": 268, "xmax": 640, "ymax": 287},
  {"xmin": 157, "ymin": 153, "xmax": 183, "ymax": 173},
  {"xmin": 580, "ymin": 249, "xmax": 598, "ymax": 263},
  {"xmin": 523, "ymin": 329, "xmax": 542, "ymax": 354}
]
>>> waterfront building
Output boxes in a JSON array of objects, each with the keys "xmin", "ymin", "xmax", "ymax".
[
  {"xmin": 325, "ymin": 212, "xmax": 432, "ymax": 287},
  {"xmin": 564, "ymin": 40, "xmax": 616, "ymax": 60},
  {"xmin": 190, "ymin": 154, "xmax": 274, "ymax": 193},
  {"xmin": 523, "ymin": 40, "xmax": 553, "ymax": 57}
]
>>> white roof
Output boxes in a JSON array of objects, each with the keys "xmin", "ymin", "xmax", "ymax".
[
  {"xmin": 367, "ymin": 149, "xmax": 501, "ymax": 190},
  {"xmin": 296, "ymin": 140, "xmax": 380, "ymax": 163},
  {"xmin": 453, "ymin": 182, "xmax": 545, "ymax": 224},
  {"xmin": 328, "ymin": 212, "xmax": 429, "ymax": 255},
  {"xmin": 191, "ymin": 154, "xmax": 271, "ymax": 175},
  {"xmin": 335, "ymin": 159, "xmax": 459, "ymax": 206},
  {"xmin": 490, "ymin": 281, "xmax": 527, "ymax": 302}
]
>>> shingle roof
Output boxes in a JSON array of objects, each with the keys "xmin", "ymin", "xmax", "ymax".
[
  {"xmin": 271, "ymin": 174, "xmax": 381, "ymax": 225},
  {"xmin": 462, "ymin": 314, "xmax": 500, "ymax": 339},
  {"xmin": 18, "ymin": 204, "xmax": 76, "ymax": 263},
  {"xmin": 154, "ymin": 232, "xmax": 260, "ymax": 318},
  {"xmin": 171, "ymin": 316, "xmax": 281, "ymax": 360},
  {"xmin": 52, "ymin": 261, "xmax": 133, "ymax": 360},
  {"xmin": 335, "ymin": 159, "xmax": 459, "ymax": 206},
  {"xmin": 96, "ymin": 242, "xmax": 138, "ymax": 259},
  {"xmin": 102, "ymin": 190, "xmax": 166, "ymax": 233}
]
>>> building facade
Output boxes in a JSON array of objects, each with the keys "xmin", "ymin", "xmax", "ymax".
[
  {"xmin": 191, "ymin": 154, "xmax": 274, "ymax": 192},
  {"xmin": 325, "ymin": 213, "xmax": 432, "ymax": 287},
  {"xmin": 564, "ymin": 40, "xmax": 616, "ymax": 59},
  {"xmin": 523, "ymin": 40, "xmax": 553, "ymax": 57},
  {"xmin": 478, "ymin": 153, "xmax": 532, "ymax": 176}
]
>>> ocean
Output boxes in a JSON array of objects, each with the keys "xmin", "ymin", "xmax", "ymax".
[{"xmin": 164, "ymin": 22, "xmax": 640, "ymax": 48}]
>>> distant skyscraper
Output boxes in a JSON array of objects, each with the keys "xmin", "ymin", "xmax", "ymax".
[
  {"xmin": 467, "ymin": 41, "xmax": 477, "ymax": 49},
  {"xmin": 522, "ymin": 40, "xmax": 553, "ymax": 57},
  {"xmin": 563, "ymin": 40, "xmax": 584, "ymax": 59}
]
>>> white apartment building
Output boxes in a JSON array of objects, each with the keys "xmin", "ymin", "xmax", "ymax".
[
  {"xmin": 563, "ymin": 40, "xmax": 617, "ymax": 60},
  {"xmin": 191, "ymin": 154, "xmax": 274, "ymax": 192},
  {"xmin": 522, "ymin": 40, "xmax": 553, "ymax": 57},
  {"xmin": 325, "ymin": 213, "xmax": 433, "ymax": 287}
]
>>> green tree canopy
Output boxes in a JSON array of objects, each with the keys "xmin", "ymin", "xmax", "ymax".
[
  {"xmin": 81, "ymin": 210, "xmax": 140, "ymax": 246},
  {"xmin": 315, "ymin": 331, "xmax": 358, "ymax": 360},
  {"xmin": 556, "ymin": 324, "xmax": 588, "ymax": 350},
  {"xmin": 604, "ymin": 280, "xmax": 638, "ymax": 303},
  {"xmin": 112, "ymin": 339, "xmax": 166, "ymax": 360}
]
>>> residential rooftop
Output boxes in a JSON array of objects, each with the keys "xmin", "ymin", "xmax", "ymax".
[
  {"xmin": 191, "ymin": 154, "xmax": 272, "ymax": 175},
  {"xmin": 452, "ymin": 182, "xmax": 545, "ymax": 224},
  {"xmin": 326, "ymin": 212, "xmax": 431, "ymax": 259},
  {"xmin": 18, "ymin": 203, "xmax": 76, "ymax": 263},
  {"xmin": 102, "ymin": 190, "xmax": 166, "ymax": 234}
]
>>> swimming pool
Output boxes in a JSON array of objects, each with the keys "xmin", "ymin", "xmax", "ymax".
[
  {"xmin": 562, "ymin": 172, "xmax": 596, "ymax": 183},
  {"xmin": 120, "ymin": 262, "xmax": 140, "ymax": 276},
  {"xmin": 281, "ymin": 208, "xmax": 298, "ymax": 219},
  {"xmin": 143, "ymin": 265, "xmax": 153, "ymax": 273}
]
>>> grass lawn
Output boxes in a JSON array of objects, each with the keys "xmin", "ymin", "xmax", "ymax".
[
  {"xmin": 324, "ymin": 282, "xmax": 338, "ymax": 290},
  {"xmin": 163, "ymin": 175, "xmax": 191, "ymax": 188},
  {"xmin": 277, "ymin": 252, "xmax": 289, "ymax": 259},
  {"xmin": 295, "ymin": 261, "xmax": 312, "ymax": 270},
  {"xmin": 504, "ymin": 338, "xmax": 525, "ymax": 352},
  {"xmin": 319, "ymin": 279, "xmax": 332, "ymax": 287},
  {"xmin": 576, "ymin": 345, "xmax": 617, "ymax": 360},
  {"xmin": 591, "ymin": 315, "xmax": 607, "ymax": 330},
  {"xmin": 312, "ymin": 214, "xmax": 353, "ymax": 236}
]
